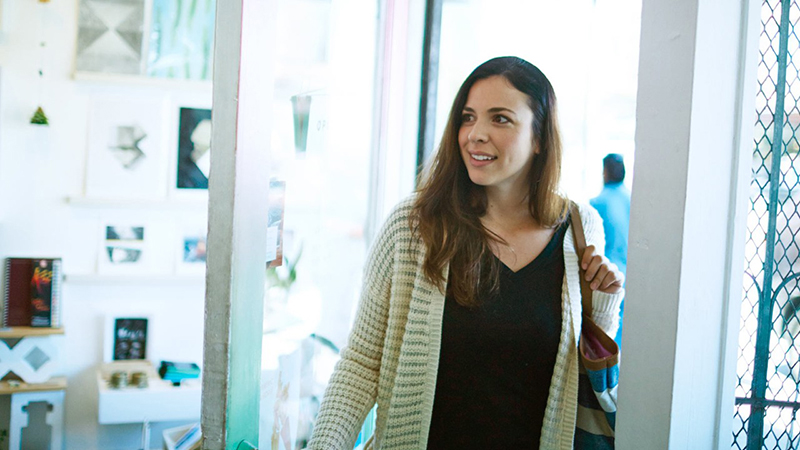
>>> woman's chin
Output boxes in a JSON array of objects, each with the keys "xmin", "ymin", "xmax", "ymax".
[{"xmin": 467, "ymin": 173, "xmax": 491, "ymax": 187}]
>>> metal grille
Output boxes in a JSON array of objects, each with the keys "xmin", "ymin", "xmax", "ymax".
[{"xmin": 734, "ymin": 0, "xmax": 800, "ymax": 448}]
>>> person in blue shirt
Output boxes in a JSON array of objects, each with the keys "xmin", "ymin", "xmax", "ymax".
[{"xmin": 590, "ymin": 153, "xmax": 630, "ymax": 345}]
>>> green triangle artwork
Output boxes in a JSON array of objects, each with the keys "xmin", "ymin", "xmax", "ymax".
[{"xmin": 30, "ymin": 106, "xmax": 49, "ymax": 126}]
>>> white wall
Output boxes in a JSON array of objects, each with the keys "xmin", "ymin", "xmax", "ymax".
[{"xmin": 0, "ymin": 1, "xmax": 209, "ymax": 449}]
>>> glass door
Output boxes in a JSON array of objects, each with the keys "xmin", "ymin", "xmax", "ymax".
[{"xmin": 257, "ymin": 1, "xmax": 380, "ymax": 449}]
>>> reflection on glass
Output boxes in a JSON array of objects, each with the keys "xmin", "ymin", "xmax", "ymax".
[{"xmin": 259, "ymin": 1, "xmax": 378, "ymax": 449}]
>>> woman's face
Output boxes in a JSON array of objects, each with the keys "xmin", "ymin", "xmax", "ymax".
[{"xmin": 458, "ymin": 75, "xmax": 536, "ymax": 196}]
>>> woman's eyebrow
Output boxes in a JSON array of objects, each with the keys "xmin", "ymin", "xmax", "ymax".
[
  {"xmin": 462, "ymin": 106, "xmax": 517, "ymax": 115},
  {"xmin": 487, "ymin": 107, "xmax": 516, "ymax": 115}
]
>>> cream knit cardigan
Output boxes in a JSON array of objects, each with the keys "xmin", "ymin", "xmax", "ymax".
[{"xmin": 307, "ymin": 198, "xmax": 623, "ymax": 450}]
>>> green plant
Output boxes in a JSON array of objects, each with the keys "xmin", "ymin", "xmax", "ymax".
[{"xmin": 266, "ymin": 246, "xmax": 303, "ymax": 290}]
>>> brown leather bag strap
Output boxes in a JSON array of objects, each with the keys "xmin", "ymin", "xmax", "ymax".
[{"xmin": 569, "ymin": 201, "xmax": 594, "ymax": 318}]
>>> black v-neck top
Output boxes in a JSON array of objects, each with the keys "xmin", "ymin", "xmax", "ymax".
[{"xmin": 427, "ymin": 221, "xmax": 567, "ymax": 449}]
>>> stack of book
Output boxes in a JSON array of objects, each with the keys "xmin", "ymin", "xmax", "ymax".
[
  {"xmin": 159, "ymin": 361, "xmax": 201, "ymax": 385},
  {"xmin": 3, "ymin": 258, "xmax": 62, "ymax": 328}
]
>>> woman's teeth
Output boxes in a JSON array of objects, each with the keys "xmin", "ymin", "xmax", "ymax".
[{"xmin": 471, "ymin": 154, "xmax": 496, "ymax": 161}]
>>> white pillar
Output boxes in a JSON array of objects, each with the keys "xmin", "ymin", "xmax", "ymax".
[
  {"xmin": 617, "ymin": 0, "xmax": 760, "ymax": 448},
  {"xmin": 201, "ymin": 0, "xmax": 275, "ymax": 447}
]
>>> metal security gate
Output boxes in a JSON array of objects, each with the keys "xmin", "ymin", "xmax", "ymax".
[{"xmin": 734, "ymin": 0, "xmax": 800, "ymax": 448}]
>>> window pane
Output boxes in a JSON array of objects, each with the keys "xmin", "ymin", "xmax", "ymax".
[
  {"xmin": 259, "ymin": 1, "xmax": 379, "ymax": 448},
  {"xmin": 435, "ymin": 0, "xmax": 641, "ymax": 200}
]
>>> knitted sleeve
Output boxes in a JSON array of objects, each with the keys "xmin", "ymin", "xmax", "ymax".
[
  {"xmin": 306, "ymin": 205, "xmax": 403, "ymax": 450},
  {"xmin": 580, "ymin": 202, "xmax": 624, "ymax": 337}
]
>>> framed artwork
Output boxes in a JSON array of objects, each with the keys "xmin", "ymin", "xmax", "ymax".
[
  {"xmin": 104, "ymin": 316, "xmax": 150, "ymax": 362},
  {"xmin": 176, "ymin": 107, "xmax": 212, "ymax": 190},
  {"xmin": 175, "ymin": 217, "xmax": 208, "ymax": 275},
  {"xmin": 75, "ymin": 0, "xmax": 147, "ymax": 75},
  {"xmin": 84, "ymin": 97, "xmax": 168, "ymax": 200},
  {"xmin": 97, "ymin": 223, "xmax": 151, "ymax": 274},
  {"xmin": 147, "ymin": 0, "xmax": 215, "ymax": 80}
]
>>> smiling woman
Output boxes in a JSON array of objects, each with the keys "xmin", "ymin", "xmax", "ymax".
[
  {"xmin": 307, "ymin": 57, "xmax": 624, "ymax": 450},
  {"xmin": 458, "ymin": 76, "xmax": 537, "ymax": 194}
]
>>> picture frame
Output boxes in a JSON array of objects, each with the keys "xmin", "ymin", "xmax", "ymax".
[
  {"xmin": 166, "ymin": 97, "xmax": 212, "ymax": 200},
  {"xmin": 147, "ymin": 0, "xmax": 215, "ymax": 81},
  {"xmin": 175, "ymin": 216, "xmax": 208, "ymax": 275},
  {"xmin": 104, "ymin": 315, "xmax": 151, "ymax": 362},
  {"xmin": 84, "ymin": 96, "xmax": 168, "ymax": 200},
  {"xmin": 74, "ymin": 0, "xmax": 149, "ymax": 76},
  {"xmin": 96, "ymin": 220, "xmax": 172, "ymax": 275},
  {"xmin": 176, "ymin": 107, "xmax": 212, "ymax": 190}
]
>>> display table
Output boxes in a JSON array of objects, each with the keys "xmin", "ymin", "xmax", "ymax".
[{"xmin": 96, "ymin": 361, "xmax": 201, "ymax": 424}]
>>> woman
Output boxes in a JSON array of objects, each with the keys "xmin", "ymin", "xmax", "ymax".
[{"xmin": 308, "ymin": 56, "xmax": 623, "ymax": 449}]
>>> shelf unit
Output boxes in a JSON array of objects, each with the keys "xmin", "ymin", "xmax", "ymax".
[
  {"xmin": 0, "ymin": 327, "xmax": 64, "ymax": 338},
  {"xmin": 64, "ymin": 196, "xmax": 208, "ymax": 210},
  {"xmin": 97, "ymin": 361, "xmax": 200, "ymax": 424},
  {"xmin": 0, "ymin": 329, "xmax": 66, "ymax": 449},
  {"xmin": 0, "ymin": 376, "xmax": 67, "ymax": 395},
  {"xmin": 63, "ymin": 274, "xmax": 205, "ymax": 285},
  {"xmin": 72, "ymin": 71, "xmax": 213, "ymax": 93}
]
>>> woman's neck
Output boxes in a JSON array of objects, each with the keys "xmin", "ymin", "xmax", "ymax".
[{"xmin": 482, "ymin": 187, "xmax": 537, "ymax": 230}]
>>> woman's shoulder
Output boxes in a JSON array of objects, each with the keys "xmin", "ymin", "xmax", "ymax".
[
  {"xmin": 383, "ymin": 194, "xmax": 421, "ymax": 225},
  {"xmin": 567, "ymin": 199, "xmax": 602, "ymax": 229},
  {"xmin": 375, "ymin": 194, "xmax": 419, "ymax": 241}
]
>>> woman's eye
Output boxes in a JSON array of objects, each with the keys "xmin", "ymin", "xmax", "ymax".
[
  {"xmin": 461, "ymin": 113, "xmax": 475, "ymax": 122},
  {"xmin": 494, "ymin": 115, "xmax": 510, "ymax": 124}
]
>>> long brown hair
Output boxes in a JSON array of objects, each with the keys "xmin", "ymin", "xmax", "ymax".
[{"xmin": 411, "ymin": 56, "xmax": 568, "ymax": 307}]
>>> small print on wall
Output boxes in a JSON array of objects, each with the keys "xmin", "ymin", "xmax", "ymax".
[
  {"xmin": 98, "ymin": 224, "xmax": 150, "ymax": 274},
  {"xmin": 85, "ymin": 97, "xmax": 168, "ymax": 199},
  {"xmin": 176, "ymin": 219, "xmax": 208, "ymax": 275},
  {"xmin": 177, "ymin": 107, "xmax": 212, "ymax": 189},
  {"xmin": 75, "ymin": 0, "xmax": 147, "ymax": 75}
]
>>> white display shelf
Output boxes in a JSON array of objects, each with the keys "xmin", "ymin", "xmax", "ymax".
[
  {"xmin": 72, "ymin": 71, "xmax": 213, "ymax": 92},
  {"xmin": 64, "ymin": 273, "xmax": 205, "ymax": 285},
  {"xmin": 97, "ymin": 361, "xmax": 201, "ymax": 424},
  {"xmin": 64, "ymin": 196, "xmax": 208, "ymax": 210}
]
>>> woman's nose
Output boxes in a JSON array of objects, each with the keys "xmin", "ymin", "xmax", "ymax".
[{"xmin": 468, "ymin": 120, "xmax": 489, "ymax": 143}]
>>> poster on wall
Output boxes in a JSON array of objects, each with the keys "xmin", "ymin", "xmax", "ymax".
[
  {"xmin": 112, "ymin": 317, "xmax": 148, "ymax": 360},
  {"xmin": 84, "ymin": 97, "xmax": 168, "ymax": 199},
  {"xmin": 176, "ymin": 107, "xmax": 212, "ymax": 189},
  {"xmin": 147, "ymin": 0, "xmax": 216, "ymax": 80},
  {"xmin": 75, "ymin": 0, "xmax": 147, "ymax": 75}
]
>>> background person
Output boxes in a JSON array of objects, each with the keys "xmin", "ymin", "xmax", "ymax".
[{"xmin": 590, "ymin": 153, "xmax": 630, "ymax": 345}]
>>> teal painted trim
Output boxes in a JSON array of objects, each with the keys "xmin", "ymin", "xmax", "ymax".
[
  {"xmin": 747, "ymin": 0, "xmax": 792, "ymax": 446},
  {"xmin": 226, "ymin": 279, "xmax": 264, "ymax": 450},
  {"xmin": 236, "ymin": 440, "xmax": 258, "ymax": 450}
]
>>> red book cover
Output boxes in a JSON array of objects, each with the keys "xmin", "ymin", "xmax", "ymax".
[
  {"xmin": 3, "ymin": 258, "xmax": 34, "ymax": 327},
  {"xmin": 30, "ymin": 259, "xmax": 56, "ymax": 327}
]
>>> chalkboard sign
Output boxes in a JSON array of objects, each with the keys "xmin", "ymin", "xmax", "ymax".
[{"xmin": 113, "ymin": 318, "xmax": 148, "ymax": 360}]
